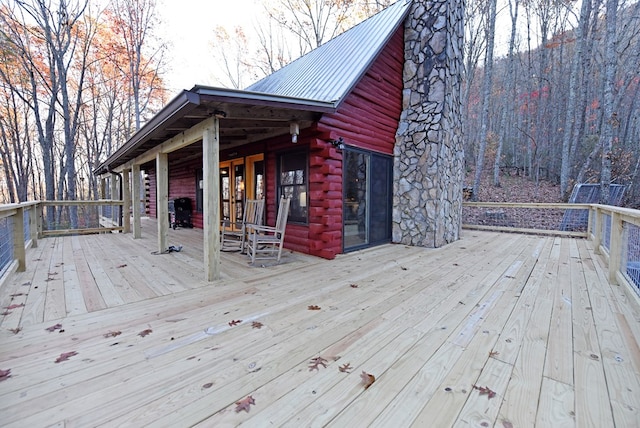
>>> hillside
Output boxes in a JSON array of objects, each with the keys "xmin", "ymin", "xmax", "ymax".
[{"xmin": 465, "ymin": 173, "xmax": 562, "ymax": 203}]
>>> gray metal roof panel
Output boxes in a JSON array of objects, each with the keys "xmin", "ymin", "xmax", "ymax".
[{"xmin": 246, "ymin": 0, "xmax": 412, "ymax": 104}]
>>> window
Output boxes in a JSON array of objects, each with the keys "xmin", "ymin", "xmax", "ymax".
[
  {"xmin": 195, "ymin": 169, "xmax": 203, "ymax": 212},
  {"xmin": 278, "ymin": 151, "xmax": 308, "ymax": 224}
]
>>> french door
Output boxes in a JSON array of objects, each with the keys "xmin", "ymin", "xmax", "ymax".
[
  {"xmin": 220, "ymin": 155, "xmax": 264, "ymax": 230},
  {"xmin": 343, "ymin": 149, "xmax": 392, "ymax": 251}
]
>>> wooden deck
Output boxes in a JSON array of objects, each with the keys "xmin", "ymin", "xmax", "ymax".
[{"xmin": 1, "ymin": 220, "xmax": 639, "ymax": 427}]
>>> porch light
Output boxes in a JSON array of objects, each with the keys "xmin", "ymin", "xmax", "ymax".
[
  {"xmin": 329, "ymin": 137, "xmax": 345, "ymax": 150},
  {"xmin": 290, "ymin": 122, "xmax": 299, "ymax": 143}
]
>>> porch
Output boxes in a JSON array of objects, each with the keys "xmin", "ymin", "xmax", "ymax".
[{"xmin": 1, "ymin": 217, "xmax": 639, "ymax": 426}]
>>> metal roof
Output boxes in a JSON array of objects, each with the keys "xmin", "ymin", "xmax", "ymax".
[{"xmin": 246, "ymin": 0, "xmax": 412, "ymax": 104}]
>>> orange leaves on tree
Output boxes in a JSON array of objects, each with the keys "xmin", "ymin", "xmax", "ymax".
[
  {"xmin": 228, "ymin": 320, "xmax": 242, "ymax": 327},
  {"xmin": 45, "ymin": 323, "xmax": 63, "ymax": 332},
  {"xmin": 307, "ymin": 305, "xmax": 321, "ymax": 311},
  {"xmin": 360, "ymin": 371, "xmax": 375, "ymax": 389},
  {"xmin": 251, "ymin": 321, "xmax": 263, "ymax": 329},
  {"xmin": 473, "ymin": 384, "xmax": 497, "ymax": 399},
  {"xmin": 104, "ymin": 331, "xmax": 122, "ymax": 338},
  {"xmin": 55, "ymin": 351, "xmax": 78, "ymax": 363},
  {"xmin": 235, "ymin": 395, "xmax": 255, "ymax": 413},
  {"xmin": 308, "ymin": 356, "xmax": 328, "ymax": 371},
  {"xmin": 0, "ymin": 368, "xmax": 12, "ymax": 381},
  {"xmin": 138, "ymin": 329, "xmax": 153, "ymax": 337}
]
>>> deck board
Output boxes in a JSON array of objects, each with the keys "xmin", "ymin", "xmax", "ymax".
[{"xmin": 0, "ymin": 221, "xmax": 639, "ymax": 427}]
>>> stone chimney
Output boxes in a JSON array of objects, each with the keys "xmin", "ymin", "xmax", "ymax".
[{"xmin": 393, "ymin": 0, "xmax": 465, "ymax": 247}]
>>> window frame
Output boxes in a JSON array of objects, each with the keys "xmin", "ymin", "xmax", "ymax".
[{"xmin": 277, "ymin": 150, "xmax": 309, "ymax": 225}]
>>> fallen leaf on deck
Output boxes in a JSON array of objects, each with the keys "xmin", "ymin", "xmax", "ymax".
[
  {"xmin": 228, "ymin": 320, "xmax": 242, "ymax": 327},
  {"xmin": 400, "ymin": 266, "xmax": 408, "ymax": 270},
  {"xmin": 235, "ymin": 395, "xmax": 255, "ymax": 413},
  {"xmin": 116, "ymin": 264, "xmax": 127, "ymax": 268},
  {"xmin": 473, "ymin": 384, "xmax": 496, "ymax": 399},
  {"xmin": 103, "ymin": 331, "xmax": 122, "ymax": 338},
  {"xmin": 45, "ymin": 323, "xmax": 63, "ymax": 332},
  {"xmin": 138, "ymin": 329, "xmax": 153, "ymax": 337},
  {"xmin": 339, "ymin": 363, "xmax": 353, "ymax": 373},
  {"xmin": 0, "ymin": 311, "xmax": 11, "ymax": 316},
  {"xmin": 251, "ymin": 321, "xmax": 263, "ymax": 329},
  {"xmin": 360, "ymin": 371, "xmax": 376, "ymax": 389},
  {"xmin": 350, "ymin": 284, "xmax": 359, "ymax": 288},
  {"xmin": 9, "ymin": 327, "xmax": 22, "ymax": 334},
  {"xmin": 308, "ymin": 356, "xmax": 328, "ymax": 371},
  {"xmin": 0, "ymin": 368, "xmax": 11, "ymax": 381},
  {"xmin": 202, "ymin": 382, "xmax": 213, "ymax": 389},
  {"xmin": 502, "ymin": 420, "xmax": 514, "ymax": 428},
  {"xmin": 489, "ymin": 351, "xmax": 499, "ymax": 358},
  {"xmin": 307, "ymin": 305, "xmax": 321, "ymax": 310},
  {"xmin": 9, "ymin": 293, "xmax": 25, "ymax": 297},
  {"xmin": 55, "ymin": 351, "xmax": 78, "ymax": 363}
]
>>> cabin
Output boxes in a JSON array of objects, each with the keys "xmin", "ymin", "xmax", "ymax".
[{"xmin": 94, "ymin": 0, "xmax": 465, "ymax": 280}]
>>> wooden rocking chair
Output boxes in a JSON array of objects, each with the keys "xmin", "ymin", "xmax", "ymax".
[
  {"xmin": 246, "ymin": 196, "xmax": 291, "ymax": 264},
  {"xmin": 221, "ymin": 199, "xmax": 265, "ymax": 253}
]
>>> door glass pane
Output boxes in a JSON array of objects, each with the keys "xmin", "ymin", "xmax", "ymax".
[
  {"xmin": 343, "ymin": 150, "xmax": 368, "ymax": 248},
  {"xmin": 220, "ymin": 166, "xmax": 230, "ymax": 222},
  {"xmin": 234, "ymin": 164, "xmax": 245, "ymax": 223},
  {"xmin": 254, "ymin": 161, "xmax": 264, "ymax": 200},
  {"xmin": 369, "ymin": 154, "xmax": 392, "ymax": 244}
]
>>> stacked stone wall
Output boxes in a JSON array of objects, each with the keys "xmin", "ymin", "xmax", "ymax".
[{"xmin": 393, "ymin": 0, "xmax": 464, "ymax": 247}]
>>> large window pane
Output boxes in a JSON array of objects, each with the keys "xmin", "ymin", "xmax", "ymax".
[{"xmin": 279, "ymin": 151, "xmax": 308, "ymax": 223}]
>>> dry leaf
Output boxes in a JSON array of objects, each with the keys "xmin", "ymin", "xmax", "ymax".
[
  {"xmin": 202, "ymin": 382, "xmax": 214, "ymax": 389},
  {"xmin": 0, "ymin": 368, "xmax": 11, "ymax": 381},
  {"xmin": 46, "ymin": 323, "xmax": 63, "ymax": 332},
  {"xmin": 116, "ymin": 264, "xmax": 127, "ymax": 268},
  {"xmin": 228, "ymin": 320, "xmax": 242, "ymax": 327},
  {"xmin": 55, "ymin": 351, "xmax": 78, "ymax": 363},
  {"xmin": 489, "ymin": 351, "xmax": 499, "ymax": 358},
  {"xmin": 307, "ymin": 305, "xmax": 321, "ymax": 311},
  {"xmin": 138, "ymin": 329, "xmax": 153, "ymax": 337},
  {"xmin": 308, "ymin": 356, "xmax": 328, "ymax": 371},
  {"xmin": 350, "ymin": 284, "xmax": 359, "ymax": 288},
  {"xmin": 251, "ymin": 321, "xmax": 263, "ymax": 329},
  {"xmin": 360, "ymin": 371, "xmax": 376, "ymax": 389},
  {"xmin": 473, "ymin": 384, "xmax": 496, "ymax": 399},
  {"xmin": 103, "ymin": 331, "xmax": 122, "ymax": 338},
  {"xmin": 235, "ymin": 395, "xmax": 255, "ymax": 413},
  {"xmin": 339, "ymin": 363, "xmax": 353, "ymax": 373},
  {"xmin": 0, "ymin": 311, "xmax": 10, "ymax": 316},
  {"xmin": 5, "ymin": 303, "xmax": 25, "ymax": 310},
  {"xmin": 9, "ymin": 327, "xmax": 22, "ymax": 335},
  {"xmin": 502, "ymin": 420, "xmax": 514, "ymax": 428}
]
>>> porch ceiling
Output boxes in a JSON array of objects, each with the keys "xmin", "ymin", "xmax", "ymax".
[{"xmin": 95, "ymin": 86, "xmax": 332, "ymax": 175}]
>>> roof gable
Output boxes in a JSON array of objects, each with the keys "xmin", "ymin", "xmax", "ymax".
[{"xmin": 246, "ymin": 0, "xmax": 412, "ymax": 105}]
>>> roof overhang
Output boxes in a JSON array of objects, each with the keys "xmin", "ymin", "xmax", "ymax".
[{"xmin": 94, "ymin": 85, "xmax": 336, "ymax": 175}]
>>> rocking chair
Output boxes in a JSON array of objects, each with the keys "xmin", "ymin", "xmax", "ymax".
[
  {"xmin": 221, "ymin": 199, "xmax": 265, "ymax": 253},
  {"xmin": 246, "ymin": 196, "xmax": 291, "ymax": 264}
]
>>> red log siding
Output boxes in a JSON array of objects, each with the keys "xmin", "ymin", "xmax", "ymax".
[
  {"xmin": 317, "ymin": 26, "xmax": 404, "ymax": 155},
  {"xmin": 138, "ymin": 25, "xmax": 404, "ymax": 260}
]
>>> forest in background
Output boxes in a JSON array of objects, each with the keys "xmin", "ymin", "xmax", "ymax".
[{"xmin": 1, "ymin": 0, "xmax": 639, "ymax": 208}]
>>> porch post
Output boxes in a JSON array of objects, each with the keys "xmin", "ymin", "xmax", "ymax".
[
  {"xmin": 156, "ymin": 152, "xmax": 169, "ymax": 253},
  {"xmin": 122, "ymin": 168, "xmax": 131, "ymax": 233},
  {"xmin": 202, "ymin": 117, "xmax": 221, "ymax": 281},
  {"xmin": 110, "ymin": 173, "xmax": 118, "ymax": 225},
  {"xmin": 131, "ymin": 164, "xmax": 142, "ymax": 238}
]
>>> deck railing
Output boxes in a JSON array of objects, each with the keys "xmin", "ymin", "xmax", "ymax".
[
  {"xmin": 463, "ymin": 202, "xmax": 640, "ymax": 297},
  {"xmin": 0, "ymin": 200, "xmax": 123, "ymax": 282}
]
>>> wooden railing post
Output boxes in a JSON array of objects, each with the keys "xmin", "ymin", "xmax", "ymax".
[
  {"xmin": 13, "ymin": 206, "xmax": 26, "ymax": 272},
  {"xmin": 132, "ymin": 164, "xmax": 142, "ymax": 239},
  {"xmin": 592, "ymin": 206, "xmax": 602, "ymax": 254},
  {"xmin": 609, "ymin": 211, "xmax": 623, "ymax": 284},
  {"xmin": 122, "ymin": 168, "xmax": 131, "ymax": 234},
  {"xmin": 29, "ymin": 204, "xmax": 38, "ymax": 248}
]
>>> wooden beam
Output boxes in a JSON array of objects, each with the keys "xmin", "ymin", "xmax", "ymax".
[
  {"xmin": 156, "ymin": 152, "xmax": 169, "ymax": 253},
  {"xmin": 13, "ymin": 206, "xmax": 26, "ymax": 272},
  {"xmin": 202, "ymin": 117, "xmax": 220, "ymax": 282},
  {"xmin": 28, "ymin": 204, "xmax": 38, "ymax": 248},
  {"xmin": 132, "ymin": 164, "xmax": 142, "ymax": 239},
  {"xmin": 609, "ymin": 212, "xmax": 623, "ymax": 284},
  {"xmin": 122, "ymin": 168, "xmax": 131, "ymax": 234},
  {"xmin": 110, "ymin": 174, "xmax": 119, "ymax": 224}
]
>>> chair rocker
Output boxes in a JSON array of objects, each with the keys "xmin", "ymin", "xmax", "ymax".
[
  {"xmin": 221, "ymin": 199, "xmax": 265, "ymax": 253},
  {"xmin": 246, "ymin": 196, "xmax": 291, "ymax": 264}
]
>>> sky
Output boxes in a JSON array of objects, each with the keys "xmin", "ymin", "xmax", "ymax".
[{"xmin": 157, "ymin": 0, "xmax": 261, "ymax": 93}]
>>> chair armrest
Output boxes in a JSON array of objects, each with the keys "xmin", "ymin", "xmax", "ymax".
[{"xmin": 249, "ymin": 224, "xmax": 277, "ymax": 234}]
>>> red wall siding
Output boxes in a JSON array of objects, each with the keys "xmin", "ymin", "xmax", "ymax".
[{"xmin": 317, "ymin": 26, "xmax": 404, "ymax": 155}]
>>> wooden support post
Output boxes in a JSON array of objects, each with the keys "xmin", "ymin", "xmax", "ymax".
[
  {"xmin": 122, "ymin": 168, "xmax": 131, "ymax": 233},
  {"xmin": 203, "ymin": 117, "xmax": 221, "ymax": 282},
  {"xmin": 132, "ymin": 164, "xmax": 142, "ymax": 239},
  {"xmin": 13, "ymin": 207, "xmax": 26, "ymax": 272},
  {"xmin": 609, "ymin": 211, "xmax": 623, "ymax": 284},
  {"xmin": 156, "ymin": 152, "xmax": 169, "ymax": 253},
  {"xmin": 28, "ymin": 204, "xmax": 38, "ymax": 248},
  {"xmin": 99, "ymin": 177, "xmax": 106, "ymax": 199},
  {"xmin": 592, "ymin": 207, "xmax": 601, "ymax": 254},
  {"xmin": 110, "ymin": 173, "xmax": 119, "ymax": 224}
]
